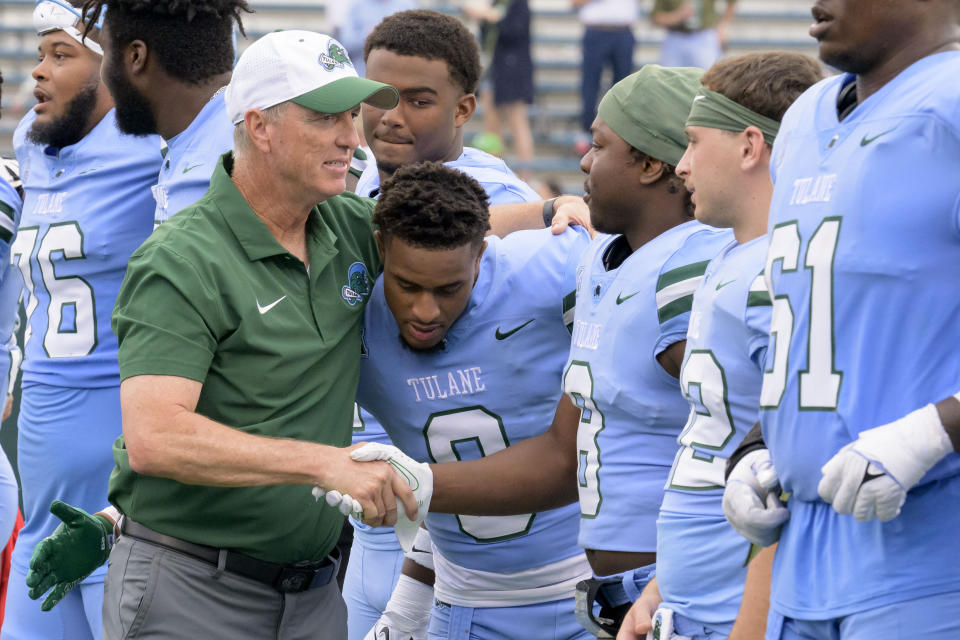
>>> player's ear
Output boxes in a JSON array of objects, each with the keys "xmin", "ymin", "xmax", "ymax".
[
  {"xmin": 472, "ymin": 239, "xmax": 485, "ymax": 284},
  {"xmin": 637, "ymin": 156, "xmax": 667, "ymax": 186},
  {"xmin": 454, "ymin": 93, "xmax": 476, "ymax": 128},
  {"xmin": 126, "ymin": 39, "xmax": 149, "ymax": 78},
  {"xmin": 740, "ymin": 126, "xmax": 769, "ymax": 172},
  {"xmin": 474, "ymin": 238, "xmax": 486, "ymax": 264}
]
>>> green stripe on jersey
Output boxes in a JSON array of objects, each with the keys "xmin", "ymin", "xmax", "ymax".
[
  {"xmin": 747, "ymin": 291, "xmax": 772, "ymax": 307},
  {"xmin": 562, "ymin": 290, "xmax": 576, "ymax": 333},
  {"xmin": 658, "ymin": 294, "xmax": 694, "ymax": 323},
  {"xmin": 656, "ymin": 261, "xmax": 707, "ymax": 323},
  {"xmin": 656, "ymin": 259, "xmax": 711, "ymax": 292},
  {"xmin": 0, "ymin": 199, "xmax": 15, "ymax": 221},
  {"xmin": 747, "ymin": 273, "xmax": 771, "ymax": 307}
]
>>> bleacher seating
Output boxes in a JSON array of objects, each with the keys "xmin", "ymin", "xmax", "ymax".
[{"xmin": 0, "ymin": 0, "xmax": 818, "ymax": 190}]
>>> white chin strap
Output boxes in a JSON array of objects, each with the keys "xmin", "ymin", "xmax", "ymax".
[{"xmin": 33, "ymin": 0, "xmax": 105, "ymax": 56}]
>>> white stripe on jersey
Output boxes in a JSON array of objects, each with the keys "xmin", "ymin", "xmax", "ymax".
[
  {"xmin": 433, "ymin": 547, "xmax": 591, "ymax": 608},
  {"xmin": 656, "ymin": 275, "xmax": 704, "ymax": 312}
]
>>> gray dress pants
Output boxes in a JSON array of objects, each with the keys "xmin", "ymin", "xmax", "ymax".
[{"xmin": 102, "ymin": 535, "xmax": 347, "ymax": 639}]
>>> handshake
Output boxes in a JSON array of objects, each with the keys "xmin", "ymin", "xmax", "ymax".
[
  {"xmin": 25, "ymin": 443, "xmax": 435, "ymax": 612},
  {"xmin": 314, "ymin": 443, "xmax": 434, "ymax": 553}
]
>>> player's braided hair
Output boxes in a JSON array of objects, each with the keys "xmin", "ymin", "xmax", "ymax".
[
  {"xmin": 373, "ymin": 162, "xmax": 491, "ymax": 250},
  {"xmin": 363, "ymin": 10, "xmax": 481, "ymax": 94},
  {"xmin": 81, "ymin": 0, "xmax": 251, "ymax": 84}
]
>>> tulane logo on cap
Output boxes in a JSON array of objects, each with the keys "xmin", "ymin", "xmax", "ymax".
[
  {"xmin": 319, "ymin": 41, "xmax": 353, "ymax": 71},
  {"xmin": 342, "ymin": 261, "xmax": 371, "ymax": 306}
]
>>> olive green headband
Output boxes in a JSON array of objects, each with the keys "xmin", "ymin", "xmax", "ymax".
[
  {"xmin": 597, "ymin": 65, "xmax": 704, "ymax": 167},
  {"xmin": 685, "ymin": 86, "xmax": 780, "ymax": 146}
]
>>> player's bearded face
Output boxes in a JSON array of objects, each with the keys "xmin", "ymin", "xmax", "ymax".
[
  {"xmin": 379, "ymin": 235, "xmax": 484, "ymax": 351},
  {"xmin": 102, "ymin": 42, "xmax": 157, "ymax": 136},
  {"xmin": 28, "ymin": 79, "xmax": 99, "ymax": 148},
  {"xmin": 28, "ymin": 33, "xmax": 104, "ymax": 148}
]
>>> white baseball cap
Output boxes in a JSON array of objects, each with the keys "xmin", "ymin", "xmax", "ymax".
[{"xmin": 225, "ymin": 30, "xmax": 398, "ymax": 125}]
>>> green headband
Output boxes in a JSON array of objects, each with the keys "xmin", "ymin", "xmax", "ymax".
[
  {"xmin": 685, "ymin": 87, "xmax": 780, "ymax": 146},
  {"xmin": 597, "ymin": 65, "xmax": 704, "ymax": 167}
]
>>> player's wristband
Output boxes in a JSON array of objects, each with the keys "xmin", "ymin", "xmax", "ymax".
[
  {"xmin": 542, "ymin": 198, "xmax": 557, "ymax": 228},
  {"xmin": 405, "ymin": 527, "xmax": 434, "ymax": 571},
  {"xmin": 725, "ymin": 422, "xmax": 766, "ymax": 482}
]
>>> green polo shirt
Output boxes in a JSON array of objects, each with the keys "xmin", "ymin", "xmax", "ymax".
[
  {"xmin": 109, "ymin": 153, "xmax": 380, "ymax": 564},
  {"xmin": 652, "ymin": 0, "xmax": 734, "ymax": 30}
]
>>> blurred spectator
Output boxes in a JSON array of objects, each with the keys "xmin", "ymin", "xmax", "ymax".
[
  {"xmin": 334, "ymin": 0, "xmax": 418, "ymax": 76},
  {"xmin": 651, "ymin": 0, "xmax": 736, "ymax": 69},
  {"xmin": 465, "ymin": 0, "xmax": 535, "ymax": 181},
  {"xmin": 573, "ymin": 0, "xmax": 636, "ymax": 155},
  {"xmin": 535, "ymin": 176, "xmax": 564, "ymax": 200}
]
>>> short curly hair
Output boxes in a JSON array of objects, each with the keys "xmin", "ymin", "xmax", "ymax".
[
  {"xmin": 363, "ymin": 10, "xmax": 481, "ymax": 95},
  {"xmin": 81, "ymin": 0, "xmax": 251, "ymax": 84},
  {"xmin": 373, "ymin": 162, "xmax": 490, "ymax": 250}
]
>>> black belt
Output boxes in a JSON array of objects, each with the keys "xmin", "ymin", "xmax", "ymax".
[{"xmin": 118, "ymin": 517, "xmax": 338, "ymax": 594}]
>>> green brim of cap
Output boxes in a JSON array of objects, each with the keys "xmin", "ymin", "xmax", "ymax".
[{"xmin": 291, "ymin": 76, "xmax": 399, "ymax": 114}]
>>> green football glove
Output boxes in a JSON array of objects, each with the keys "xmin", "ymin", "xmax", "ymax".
[{"xmin": 25, "ymin": 500, "xmax": 113, "ymax": 611}]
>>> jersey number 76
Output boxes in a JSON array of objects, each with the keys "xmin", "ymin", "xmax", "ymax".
[{"xmin": 11, "ymin": 222, "xmax": 96, "ymax": 358}]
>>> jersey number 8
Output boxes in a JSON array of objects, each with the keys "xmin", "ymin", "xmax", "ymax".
[
  {"xmin": 425, "ymin": 406, "xmax": 536, "ymax": 543},
  {"xmin": 564, "ymin": 361, "xmax": 605, "ymax": 518}
]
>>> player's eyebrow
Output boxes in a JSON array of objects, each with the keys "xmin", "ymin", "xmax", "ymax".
[
  {"xmin": 39, "ymin": 39, "xmax": 80, "ymax": 53},
  {"xmin": 396, "ymin": 274, "xmax": 463, "ymax": 290},
  {"xmin": 398, "ymin": 87, "xmax": 439, "ymax": 97}
]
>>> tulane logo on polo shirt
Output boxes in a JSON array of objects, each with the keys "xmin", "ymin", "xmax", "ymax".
[{"xmin": 342, "ymin": 261, "xmax": 372, "ymax": 306}]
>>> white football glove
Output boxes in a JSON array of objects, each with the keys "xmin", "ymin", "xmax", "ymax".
[
  {"xmin": 818, "ymin": 404, "xmax": 954, "ymax": 522},
  {"xmin": 722, "ymin": 449, "xmax": 789, "ymax": 547},
  {"xmin": 363, "ymin": 575, "xmax": 433, "ymax": 640},
  {"xmin": 350, "ymin": 443, "xmax": 434, "ymax": 553},
  {"xmin": 311, "ymin": 486, "xmax": 363, "ymax": 519},
  {"xmin": 645, "ymin": 607, "xmax": 691, "ymax": 640}
]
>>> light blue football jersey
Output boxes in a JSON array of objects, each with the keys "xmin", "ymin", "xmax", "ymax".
[
  {"xmin": 354, "ymin": 146, "xmax": 541, "ymax": 202},
  {"xmin": 357, "ymin": 228, "xmax": 590, "ymax": 573},
  {"xmin": 152, "ymin": 90, "xmax": 234, "ymax": 225},
  {"xmin": 566, "ymin": 222, "xmax": 731, "ymax": 552},
  {"xmin": 12, "ymin": 109, "xmax": 162, "ymax": 388},
  {"xmin": 761, "ymin": 51, "xmax": 960, "ymax": 618},
  {"xmin": 350, "ymin": 147, "xmax": 543, "ymax": 549},
  {"xmin": 658, "ymin": 236, "xmax": 771, "ymax": 633},
  {"xmin": 0, "ymin": 172, "xmax": 23, "ymax": 397}
]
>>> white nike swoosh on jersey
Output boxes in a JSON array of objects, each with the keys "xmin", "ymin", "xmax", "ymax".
[{"xmin": 256, "ymin": 296, "xmax": 286, "ymax": 314}]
